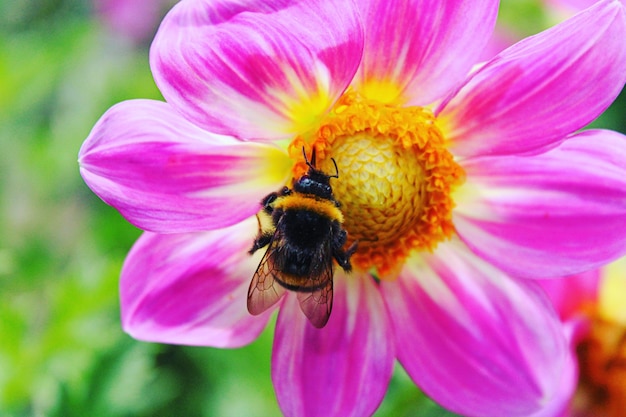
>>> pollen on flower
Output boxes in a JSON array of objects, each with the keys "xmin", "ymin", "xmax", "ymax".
[{"xmin": 288, "ymin": 90, "xmax": 465, "ymax": 277}]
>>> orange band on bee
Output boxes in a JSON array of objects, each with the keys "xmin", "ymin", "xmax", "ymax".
[{"xmin": 274, "ymin": 194, "xmax": 344, "ymax": 224}]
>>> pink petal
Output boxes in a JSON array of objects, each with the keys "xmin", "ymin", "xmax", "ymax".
[
  {"xmin": 528, "ymin": 334, "xmax": 579, "ymax": 417},
  {"xmin": 272, "ymin": 274, "xmax": 394, "ymax": 417},
  {"xmin": 79, "ymin": 99, "xmax": 291, "ymax": 233},
  {"xmin": 455, "ymin": 129, "xmax": 626, "ymax": 278},
  {"xmin": 537, "ymin": 270, "xmax": 601, "ymax": 320},
  {"xmin": 528, "ymin": 315, "xmax": 588, "ymax": 417},
  {"xmin": 151, "ymin": 0, "xmax": 363, "ymax": 140},
  {"xmin": 121, "ymin": 217, "xmax": 272, "ymax": 348},
  {"xmin": 439, "ymin": 0, "xmax": 626, "ymax": 157},
  {"xmin": 353, "ymin": 0, "xmax": 498, "ymax": 105},
  {"xmin": 479, "ymin": 25, "xmax": 519, "ymax": 62},
  {"xmin": 381, "ymin": 241, "xmax": 570, "ymax": 417}
]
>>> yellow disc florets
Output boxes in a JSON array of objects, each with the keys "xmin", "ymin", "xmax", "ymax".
[{"xmin": 288, "ymin": 90, "xmax": 464, "ymax": 277}]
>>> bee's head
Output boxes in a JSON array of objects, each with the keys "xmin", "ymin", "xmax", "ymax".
[{"xmin": 294, "ymin": 148, "xmax": 338, "ymax": 199}]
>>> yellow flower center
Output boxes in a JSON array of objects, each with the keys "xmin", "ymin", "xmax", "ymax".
[{"xmin": 288, "ymin": 90, "xmax": 464, "ymax": 277}]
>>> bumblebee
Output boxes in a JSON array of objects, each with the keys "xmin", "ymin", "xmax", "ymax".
[{"xmin": 247, "ymin": 148, "xmax": 357, "ymax": 328}]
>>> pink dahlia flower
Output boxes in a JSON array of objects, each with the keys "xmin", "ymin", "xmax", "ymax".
[
  {"xmin": 78, "ymin": 0, "xmax": 626, "ymax": 416},
  {"xmin": 540, "ymin": 260, "xmax": 626, "ymax": 417},
  {"xmin": 93, "ymin": 0, "xmax": 175, "ymax": 42}
]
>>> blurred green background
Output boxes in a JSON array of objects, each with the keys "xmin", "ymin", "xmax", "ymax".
[{"xmin": 0, "ymin": 0, "xmax": 623, "ymax": 416}]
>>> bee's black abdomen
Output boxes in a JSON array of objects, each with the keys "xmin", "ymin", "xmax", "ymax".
[
  {"xmin": 281, "ymin": 209, "xmax": 331, "ymax": 249},
  {"xmin": 280, "ymin": 249, "xmax": 316, "ymax": 278}
]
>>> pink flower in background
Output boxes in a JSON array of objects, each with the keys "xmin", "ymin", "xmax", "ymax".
[
  {"xmin": 93, "ymin": 0, "xmax": 176, "ymax": 42},
  {"xmin": 539, "ymin": 259, "xmax": 626, "ymax": 417},
  {"xmin": 78, "ymin": 0, "xmax": 626, "ymax": 416}
]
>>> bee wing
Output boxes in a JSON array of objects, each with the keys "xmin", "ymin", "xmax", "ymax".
[
  {"xmin": 247, "ymin": 235, "xmax": 286, "ymax": 315},
  {"xmin": 296, "ymin": 255, "xmax": 334, "ymax": 328}
]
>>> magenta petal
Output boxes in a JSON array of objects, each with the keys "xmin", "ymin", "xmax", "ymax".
[
  {"xmin": 528, "ymin": 338, "xmax": 578, "ymax": 417},
  {"xmin": 381, "ymin": 242, "xmax": 569, "ymax": 417},
  {"xmin": 537, "ymin": 270, "xmax": 601, "ymax": 320},
  {"xmin": 151, "ymin": 0, "xmax": 363, "ymax": 140},
  {"xmin": 79, "ymin": 99, "xmax": 291, "ymax": 233},
  {"xmin": 272, "ymin": 274, "xmax": 394, "ymax": 417},
  {"xmin": 439, "ymin": 0, "xmax": 626, "ymax": 157},
  {"xmin": 455, "ymin": 129, "xmax": 626, "ymax": 278},
  {"xmin": 354, "ymin": 0, "xmax": 498, "ymax": 105},
  {"xmin": 529, "ymin": 316, "xmax": 584, "ymax": 417},
  {"xmin": 120, "ymin": 217, "xmax": 272, "ymax": 347}
]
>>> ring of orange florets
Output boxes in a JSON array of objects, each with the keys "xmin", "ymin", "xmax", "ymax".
[{"xmin": 288, "ymin": 91, "xmax": 464, "ymax": 277}]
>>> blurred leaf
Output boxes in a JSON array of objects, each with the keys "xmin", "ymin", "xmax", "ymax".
[
  {"xmin": 588, "ymin": 88, "xmax": 626, "ymax": 134},
  {"xmin": 496, "ymin": 0, "xmax": 549, "ymax": 37},
  {"xmin": 376, "ymin": 364, "xmax": 461, "ymax": 417},
  {"xmin": 50, "ymin": 339, "xmax": 175, "ymax": 417},
  {"xmin": 183, "ymin": 319, "xmax": 281, "ymax": 417}
]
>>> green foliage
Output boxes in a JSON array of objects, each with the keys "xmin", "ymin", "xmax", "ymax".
[{"xmin": 496, "ymin": 0, "xmax": 550, "ymax": 36}]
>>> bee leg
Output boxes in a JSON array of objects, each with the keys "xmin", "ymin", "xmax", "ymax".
[
  {"xmin": 261, "ymin": 187, "xmax": 291, "ymax": 215},
  {"xmin": 345, "ymin": 240, "xmax": 358, "ymax": 257},
  {"xmin": 249, "ymin": 232, "xmax": 273, "ymax": 255},
  {"xmin": 333, "ymin": 249, "xmax": 353, "ymax": 272},
  {"xmin": 261, "ymin": 192, "xmax": 279, "ymax": 215},
  {"xmin": 332, "ymin": 228, "xmax": 358, "ymax": 272}
]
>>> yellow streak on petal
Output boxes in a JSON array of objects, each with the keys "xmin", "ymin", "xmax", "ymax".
[
  {"xmin": 253, "ymin": 145, "xmax": 293, "ymax": 187},
  {"xmin": 359, "ymin": 78, "xmax": 404, "ymax": 105},
  {"xmin": 434, "ymin": 111, "xmax": 457, "ymax": 147},
  {"xmin": 197, "ymin": 144, "xmax": 292, "ymax": 200},
  {"xmin": 271, "ymin": 62, "xmax": 334, "ymax": 136},
  {"xmin": 286, "ymin": 87, "xmax": 332, "ymax": 135},
  {"xmin": 599, "ymin": 257, "xmax": 626, "ymax": 325}
]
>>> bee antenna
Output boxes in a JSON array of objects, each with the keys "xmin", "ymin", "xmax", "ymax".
[
  {"xmin": 302, "ymin": 146, "xmax": 337, "ymax": 177},
  {"xmin": 302, "ymin": 146, "xmax": 314, "ymax": 169},
  {"xmin": 329, "ymin": 158, "xmax": 339, "ymax": 178},
  {"xmin": 302, "ymin": 146, "xmax": 319, "ymax": 169}
]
